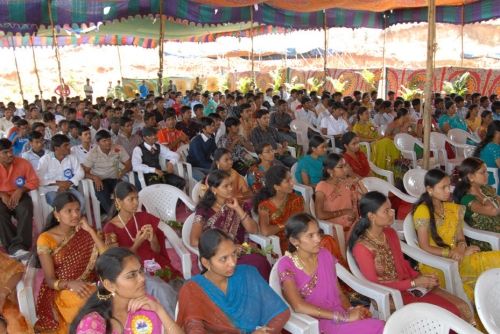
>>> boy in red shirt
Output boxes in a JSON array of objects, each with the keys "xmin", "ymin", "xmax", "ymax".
[{"xmin": 157, "ymin": 109, "xmax": 189, "ymax": 151}]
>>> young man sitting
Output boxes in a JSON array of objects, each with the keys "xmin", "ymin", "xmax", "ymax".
[
  {"xmin": 21, "ymin": 131, "xmax": 46, "ymax": 170},
  {"xmin": 186, "ymin": 117, "xmax": 217, "ymax": 181},
  {"xmin": 157, "ymin": 109, "xmax": 189, "ymax": 151},
  {"xmin": 131, "ymin": 127, "xmax": 186, "ymax": 190}
]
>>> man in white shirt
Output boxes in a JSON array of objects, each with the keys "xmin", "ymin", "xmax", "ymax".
[
  {"xmin": 290, "ymin": 89, "xmax": 303, "ymax": 113},
  {"xmin": 0, "ymin": 105, "xmax": 14, "ymax": 134},
  {"xmin": 131, "ymin": 127, "xmax": 186, "ymax": 190},
  {"xmin": 315, "ymin": 95, "xmax": 332, "ymax": 123},
  {"xmin": 264, "ymin": 88, "xmax": 275, "ymax": 107},
  {"xmin": 373, "ymin": 101, "xmax": 394, "ymax": 127},
  {"xmin": 278, "ymin": 85, "xmax": 289, "ymax": 101},
  {"xmin": 37, "ymin": 134, "xmax": 85, "ymax": 208},
  {"xmin": 83, "ymin": 78, "xmax": 93, "ymax": 102},
  {"xmin": 22, "ymin": 131, "xmax": 46, "ymax": 170},
  {"xmin": 320, "ymin": 102, "xmax": 351, "ymax": 148},
  {"xmin": 295, "ymin": 97, "xmax": 320, "ymax": 128},
  {"xmin": 71, "ymin": 125, "xmax": 94, "ymax": 165}
]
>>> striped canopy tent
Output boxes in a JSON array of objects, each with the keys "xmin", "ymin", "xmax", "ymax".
[{"xmin": 0, "ymin": 0, "xmax": 498, "ymax": 40}]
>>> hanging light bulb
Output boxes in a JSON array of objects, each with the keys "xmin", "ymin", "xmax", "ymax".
[
  {"xmin": 103, "ymin": 6, "xmax": 111, "ymax": 15},
  {"xmin": 214, "ymin": 8, "xmax": 219, "ymax": 15},
  {"xmin": 254, "ymin": 4, "xmax": 259, "ymax": 11}
]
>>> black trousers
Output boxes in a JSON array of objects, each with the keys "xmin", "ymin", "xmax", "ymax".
[
  {"xmin": 0, "ymin": 192, "xmax": 33, "ymax": 254},
  {"xmin": 94, "ymin": 178, "xmax": 118, "ymax": 215},
  {"xmin": 144, "ymin": 173, "xmax": 186, "ymax": 190}
]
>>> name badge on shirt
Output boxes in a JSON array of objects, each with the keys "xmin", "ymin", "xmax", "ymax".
[
  {"xmin": 131, "ymin": 314, "xmax": 154, "ymax": 334},
  {"xmin": 15, "ymin": 176, "xmax": 25, "ymax": 188},
  {"xmin": 63, "ymin": 168, "xmax": 74, "ymax": 179}
]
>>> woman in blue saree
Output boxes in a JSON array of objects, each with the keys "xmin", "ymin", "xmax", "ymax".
[{"xmin": 177, "ymin": 229, "xmax": 290, "ymax": 333}]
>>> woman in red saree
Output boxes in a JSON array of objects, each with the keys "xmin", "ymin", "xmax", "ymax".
[
  {"xmin": 36, "ymin": 192, "xmax": 106, "ymax": 334},
  {"xmin": 342, "ymin": 132, "xmax": 371, "ymax": 178},
  {"xmin": 254, "ymin": 165, "xmax": 345, "ymax": 265},
  {"xmin": 349, "ymin": 191, "xmax": 474, "ymax": 323}
]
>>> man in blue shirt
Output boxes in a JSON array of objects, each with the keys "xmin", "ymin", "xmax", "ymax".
[
  {"xmin": 139, "ymin": 80, "xmax": 149, "ymax": 99},
  {"xmin": 187, "ymin": 117, "xmax": 216, "ymax": 181},
  {"xmin": 8, "ymin": 119, "xmax": 29, "ymax": 156}
]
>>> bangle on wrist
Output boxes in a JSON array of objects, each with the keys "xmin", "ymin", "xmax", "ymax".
[
  {"xmin": 53, "ymin": 280, "xmax": 60, "ymax": 291},
  {"xmin": 442, "ymin": 247, "xmax": 450, "ymax": 258},
  {"xmin": 240, "ymin": 213, "xmax": 248, "ymax": 221},
  {"xmin": 410, "ymin": 280, "xmax": 416, "ymax": 288}
]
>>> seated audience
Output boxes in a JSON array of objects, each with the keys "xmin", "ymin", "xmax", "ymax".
[
  {"xmin": 7, "ymin": 118, "xmax": 29, "ymax": 156},
  {"xmin": 279, "ymin": 213, "xmax": 385, "ymax": 334},
  {"xmin": 36, "ymin": 192, "xmax": 106, "ymax": 333},
  {"xmin": 350, "ymin": 191, "xmax": 474, "ymax": 324},
  {"xmin": 438, "ymin": 101, "xmax": 467, "ymax": 133},
  {"xmin": 114, "ymin": 116, "xmax": 143, "ymax": 157},
  {"xmin": 246, "ymin": 143, "xmax": 283, "ymax": 192},
  {"xmin": 352, "ymin": 107, "xmax": 379, "ymax": 142},
  {"xmin": 178, "ymin": 229, "xmax": 290, "ymax": 333},
  {"xmin": 270, "ymin": 99, "xmax": 296, "ymax": 145},
  {"xmin": 71, "ymin": 247, "xmax": 181, "ymax": 334},
  {"xmin": 250, "ymin": 109, "xmax": 296, "ymax": 168},
  {"xmin": 83, "ymin": 130, "xmax": 131, "ymax": 215},
  {"xmin": 474, "ymin": 120, "xmax": 500, "ymax": 194},
  {"xmin": 294, "ymin": 135, "xmax": 327, "ymax": 187},
  {"xmin": 453, "ymin": 157, "xmax": 500, "ymax": 250},
  {"xmin": 412, "ymin": 169, "xmax": 500, "ymax": 301},
  {"xmin": 70, "ymin": 125, "xmax": 94, "ymax": 164},
  {"xmin": 0, "ymin": 138, "xmax": 39, "ymax": 259},
  {"xmin": 342, "ymin": 132, "xmax": 372, "ymax": 178},
  {"xmin": 22, "ymin": 131, "xmax": 47, "ymax": 170},
  {"xmin": 131, "ymin": 127, "xmax": 185, "ymax": 189},
  {"xmin": 187, "ymin": 117, "xmax": 217, "ymax": 181},
  {"xmin": 320, "ymin": 102, "xmax": 350, "ymax": 148},
  {"xmin": 157, "ymin": 109, "xmax": 189, "ymax": 151},
  {"xmin": 37, "ymin": 134, "xmax": 85, "ymax": 208},
  {"xmin": 217, "ymin": 117, "xmax": 256, "ymax": 176}
]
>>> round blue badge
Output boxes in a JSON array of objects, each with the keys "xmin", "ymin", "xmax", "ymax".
[
  {"xmin": 15, "ymin": 176, "xmax": 25, "ymax": 187},
  {"xmin": 63, "ymin": 168, "xmax": 74, "ymax": 179}
]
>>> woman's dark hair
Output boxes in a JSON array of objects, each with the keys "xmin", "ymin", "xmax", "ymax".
[
  {"xmin": 348, "ymin": 191, "xmax": 387, "ymax": 251},
  {"xmin": 452, "ymin": 157, "xmax": 484, "ymax": 205},
  {"xmin": 108, "ymin": 181, "xmax": 137, "ymax": 218},
  {"xmin": 197, "ymin": 170, "xmax": 231, "ymax": 210},
  {"xmin": 285, "ymin": 213, "xmax": 318, "ymax": 252},
  {"xmin": 394, "ymin": 107, "xmax": 409, "ymax": 120},
  {"xmin": 445, "ymin": 101, "xmax": 455, "ymax": 112},
  {"xmin": 412, "ymin": 169, "xmax": 449, "ymax": 248},
  {"xmin": 198, "ymin": 229, "xmax": 233, "ymax": 273},
  {"xmin": 341, "ymin": 131, "xmax": 358, "ymax": 152},
  {"xmin": 70, "ymin": 248, "xmax": 138, "ymax": 334},
  {"xmin": 35, "ymin": 192, "xmax": 81, "ymax": 268},
  {"xmin": 322, "ymin": 153, "xmax": 342, "ymax": 180},
  {"xmin": 224, "ymin": 117, "xmax": 240, "ymax": 132},
  {"xmin": 465, "ymin": 104, "xmax": 478, "ymax": 120},
  {"xmin": 480, "ymin": 110, "xmax": 492, "ymax": 123},
  {"xmin": 356, "ymin": 106, "xmax": 368, "ymax": 122},
  {"xmin": 307, "ymin": 135, "xmax": 326, "ymax": 155},
  {"xmin": 253, "ymin": 165, "xmax": 289, "ymax": 213},
  {"xmin": 255, "ymin": 142, "xmax": 273, "ymax": 156},
  {"xmin": 474, "ymin": 120, "xmax": 500, "ymax": 157},
  {"xmin": 211, "ymin": 148, "xmax": 232, "ymax": 170}
]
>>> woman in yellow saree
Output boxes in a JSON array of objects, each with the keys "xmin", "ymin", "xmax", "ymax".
[
  {"xmin": 412, "ymin": 169, "xmax": 500, "ymax": 301},
  {"xmin": 35, "ymin": 192, "xmax": 106, "ymax": 333}
]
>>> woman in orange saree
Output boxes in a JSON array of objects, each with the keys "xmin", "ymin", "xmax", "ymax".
[
  {"xmin": 0, "ymin": 253, "xmax": 33, "ymax": 334},
  {"xmin": 35, "ymin": 192, "xmax": 106, "ymax": 334},
  {"xmin": 254, "ymin": 165, "xmax": 346, "ymax": 265}
]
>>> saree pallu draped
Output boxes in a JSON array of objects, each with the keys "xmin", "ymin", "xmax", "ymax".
[
  {"xmin": 413, "ymin": 203, "xmax": 500, "ymax": 300},
  {"xmin": 35, "ymin": 229, "xmax": 98, "ymax": 333},
  {"xmin": 177, "ymin": 265, "xmax": 289, "ymax": 334}
]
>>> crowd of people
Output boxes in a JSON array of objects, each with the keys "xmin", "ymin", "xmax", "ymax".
[{"xmin": 0, "ymin": 80, "xmax": 499, "ymax": 334}]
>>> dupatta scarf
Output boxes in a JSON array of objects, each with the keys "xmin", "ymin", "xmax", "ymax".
[
  {"xmin": 35, "ymin": 229, "xmax": 98, "ymax": 332},
  {"xmin": 182, "ymin": 265, "xmax": 288, "ymax": 334}
]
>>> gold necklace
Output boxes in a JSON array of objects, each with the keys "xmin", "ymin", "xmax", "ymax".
[
  {"xmin": 291, "ymin": 252, "xmax": 317, "ymax": 271},
  {"xmin": 367, "ymin": 230, "xmax": 386, "ymax": 246}
]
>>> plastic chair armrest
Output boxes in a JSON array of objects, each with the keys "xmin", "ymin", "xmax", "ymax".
[
  {"xmin": 318, "ymin": 220, "xmax": 345, "ymax": 258},
  {"xmin": 400, "ymin": 242, "xmax": 457, "ymax": 294},
  {"xmin": 287, "ymin": 146, "xmax": 297, "ymax": 158},
  {"xmin": 336, "ymin": 264, "xmax": 392, "ymax": 320},
  {"xmin": 249, "ymin": 234, "xmax": 282, "ymax": 262},
  {"xmin": 285, "ymin": 313, "xmax": 319, "ymax": 334},
  {"xmin": 158, "ymin": 222, "xmax": 192, "ymax": 279},
  {"xmin": 389, "ymin": 186, "xmax": 418, "ymax": 204},
  {"xmin": 463, "ymin": 224, "xmax": 499, "ymax": 251},
  {"xmin": 369, "ymin": 161, "xmax": 395, "ymax": 185}
]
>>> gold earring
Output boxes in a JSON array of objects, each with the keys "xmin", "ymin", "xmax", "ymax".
[
  {"xmin": 97, "ymin": 290, "xmax": 114, "ymax": 301},
  {"xmin": 115, "ymin": 201, "xmax": 121, "ymax": 211}
]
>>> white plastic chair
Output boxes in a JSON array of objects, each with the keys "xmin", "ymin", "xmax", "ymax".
[
  {"xmin": 128, "ymin": 171, "xmax": 147, "ymax": 190},
  {"xmin": 474, "ymin": 268, "xmax": 500, "ymax": 334},
  {"xmin": 191, "ymin": 180, "xmax": 203, "ymax": 204},
  {"xmin": 290, "ymin": 119, "xmax": 316, "ymax": 154},
  {"xmin": 394, "ymin": 133, "xmax": 438, "ymax": 169},
  {"xmin": 487, "ymin": 167, "xmax": 499, "ymax": 191},
  {"xmin": 430, "ymin": 132, "xmax": 466, "ymax": 174},
  {"xmin": 383, "ymin": 302, "xmax": 481, "ymax": 334},
  {"xmin": 359, "ymin": 141, "xmax": 395, "ymax": 185},
  {"xmin": 448, "ymin": 128, "xmax": 480, "ymax": 145},
  {"xmin": 402, "ymin": 214, "xmax": 472, "ymax": 307},
  {"xmin": 176, "ymin": 144, "xmax": 189, "ymax": 161},
  {"xmin": 16, "ymin": 263, "xmax": 38, "ymax": 326},
  {"xmin": 403, "ymin": 168, "xmax": 427, "ymax": 198},
  {"xmin": 138, "ymin": 184, "xmax": 196, "ymax": 279},
  {"xmin": 29, "ymin": 189, "xmax": 45, "ymax": 233},
  {"xmin": 181, "ymin": 213, "xmax": 200, "ymax": 256},
  {"xmin": 80, "ymin": 179, "xmax": 103, "ymax": 230},
  {"xmin": 309, "ymin": 198, "xmax": 346, "ymax": 258},
  {"xmin": 463, "ymin": 223, "xmax": 500, "ymax": 251},
  {"xmin": 362, "ymin": 177, "xmax": 417, "ymax": 239}
]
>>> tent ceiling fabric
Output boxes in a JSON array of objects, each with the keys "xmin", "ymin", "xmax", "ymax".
[
  {"xmin": 0, "ymin": 0, "xmax": 497, "ymax": 36},
  {"xmin": 191, "ymin": 0, "xmax": 477, "ymax": 12}
]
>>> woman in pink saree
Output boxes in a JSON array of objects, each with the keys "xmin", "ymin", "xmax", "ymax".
[{"xmin": 278, "ymin": 213, "xmax": 384, "ymax": 334}]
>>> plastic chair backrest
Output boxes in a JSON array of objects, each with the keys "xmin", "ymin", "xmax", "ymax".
[
  {"xmin": 394, "ymin": 133, "xmax": 420, "ymax": 151},
  {"xmin": 402, "ymin": 214, "xmax": 419, "ymax": 248},
  {"xmin": 359, "ymin": 142, "xmax": 372, "ymax": 160},
  {"xmin": 448, "ymin": 128, "xmax": 479, "ymax": 145},
  {"xmin": 474, "ymin": 268, "xmax": 500, "ymax": 334},
  {"xmin": 191, "ymin": 181, "xmax": 203, "ymax": 204},
  {"xmin": 383, "ymin": 302, "xmax": 481, "ymax": 334},
  {"xmin": 290, "ymin": 119, "xmax": 310, "ymax": 153},
  {"xmin": 177, "ymin": 144, "xmax": 189, "ymax": 161},
  {"xmin": 138, "ymin": 184, "xmax": 195, "ymax": 222},
  {"xmin": 181, "ymin": 213, "xmax": 199, "ymax": 256},
  {"xmin": 290, "ymin": 163, "xmax": 298, "ymax": 182},
  {"xmin": 403, "ymin": 169, "xmax": 427, "ymax": 198}
]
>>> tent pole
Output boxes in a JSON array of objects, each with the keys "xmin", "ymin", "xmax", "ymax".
[
  {"xmin": 158, "ymin": 0, "xmax": 165, "ymax": 95},
  {"xmin": 323, "ymin": 10, "xmax": 328, "ymax": 83},
  {"xmin": 423, "ymin": 0, "xmax": 436, "ymax": 170},
  {"xmin": 29, "ymin": 35, "xmax": 44, "ymax": 110},
  {"xmin": 116, "ymin": 46, "xmax": 124, "ymax": 83},
  {"xmin": 48, "ymin": 0, "xmax": 65, "ymax": 103},
  {"xmin": 381, "ymin": 13, "xmax": 387, "ymax": 99},
  {"xmin": 460, "ymin": 0, "xmax": 465, "ymax": 67},
  {"xmin": 10, "ymin": 36, "xmax": 25, "ymax": 103},
  {"xmin": 250, "ymin": 6, "xmax": 255, "ymax": 85}
]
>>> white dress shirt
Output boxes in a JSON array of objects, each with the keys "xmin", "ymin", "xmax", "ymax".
[
  {"xmin": 320, "ymin": 115, "xmax": 348, "ymax": 136},
  {"xmin": 37, "ymin": 152, "xmax": 84, "ymax": 191},
  {"xmin": 71, "ymin": 144, "xmax": 94, "ymax": 164},
  {"xmin": 373, "ymin": 113, "xmax": 394, "ymax": 127},
  {"xmin": 132, "ymin": 142, "xmax": 180, "ymax": 174}
]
